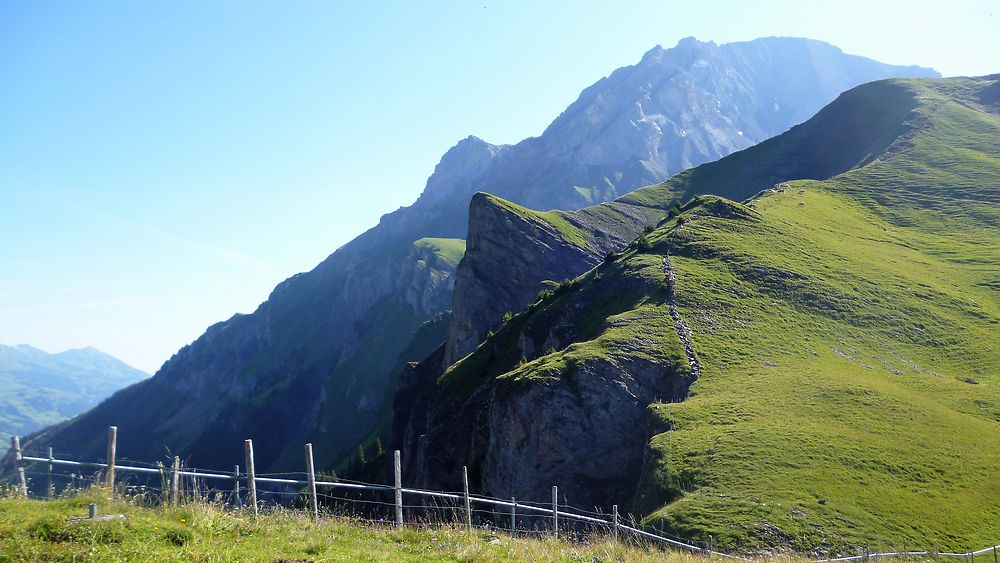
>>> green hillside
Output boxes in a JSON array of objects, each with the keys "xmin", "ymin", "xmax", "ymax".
[
  {"xmin": 636, "ymin": 78, "xmax": 1000, "ymax": 550},
  {"xmin": 425, "ymin": 76, "xmax": 1000, "ymax": 553}
]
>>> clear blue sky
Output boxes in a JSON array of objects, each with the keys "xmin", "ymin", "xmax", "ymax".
[{"xmin": 1, "ymin": 0, "xmax": 997, "ymax": 373}]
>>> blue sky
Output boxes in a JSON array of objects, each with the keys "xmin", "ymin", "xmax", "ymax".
[{"xmin": 1, "ymin": 0, "xmax": 997, "ymax": 373}]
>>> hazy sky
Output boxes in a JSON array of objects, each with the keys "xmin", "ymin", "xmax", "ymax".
[{"xmin": 2, "ymin": 0, "xmax": 997, "ymax": 373}]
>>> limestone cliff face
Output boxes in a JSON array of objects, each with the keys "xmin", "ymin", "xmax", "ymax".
[
  {"xmin": 396, "ymin": 234, "xmax": 695, "ymax": 510},
  {"xmin": 398, "ymin": 353, "xmax": 688, "ymax": 510},
  {"xmin": 443, "ymin": 194, "xmax": 668, "ymax": 366},
  {"xmin": 448, "ymin": 194, "xmax": 604, "ymax": 366}
]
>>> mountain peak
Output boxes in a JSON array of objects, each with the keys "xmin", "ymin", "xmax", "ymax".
[
  {"xmin": 417, "ymin": 135, "xmax": 508, "ymax": 205},
  {"xmin": 675, "ymin": 35, "xmax": 712, "ymax": 49},
  {"xmin": 638, "ymin": 36, "xmax": 715, "ymax": 65}
]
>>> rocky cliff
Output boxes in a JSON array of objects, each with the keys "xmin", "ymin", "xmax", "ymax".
[{"xmin": 444, "ymin": 194, "xmax": 665, "ymax": 365}]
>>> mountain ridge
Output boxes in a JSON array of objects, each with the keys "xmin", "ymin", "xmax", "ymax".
[{"xmin": 19, "ymin": 37, "xmax": 939, "ymax": 475}]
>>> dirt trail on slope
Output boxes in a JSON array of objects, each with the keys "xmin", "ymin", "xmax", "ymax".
[{"xmin": 662, "ymin": 254, "xmax": 701, "ymax": 379}]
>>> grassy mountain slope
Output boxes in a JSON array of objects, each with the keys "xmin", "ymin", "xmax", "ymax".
[
  {"xmin": 636, "ymin": 78, "xmax": 1000, "ymax": 551},
  {"xmin": 0, "ymin": 345, "xmax": 147, "ymax": 456},
  {"xmin": 404, "ymin": 76, "xmax": 1000, "ymax": 553}
]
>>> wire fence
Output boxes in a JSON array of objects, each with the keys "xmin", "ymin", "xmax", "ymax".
[{"xmin": 7, "ymin": 428, "xmax": 1000, "ymax": 561}]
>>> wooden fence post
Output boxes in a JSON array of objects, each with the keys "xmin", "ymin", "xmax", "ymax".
[
  {"xmin": 244, "ymin": 439, "xmax": 257, "ymax": 518},
  {"xmin": 393, "ymin": 450, "xmax": 402, "ymax": 528},
  {"xmin": 170, "ymin": 456, "xmax": 179, "ymax": 507},
  {"xmin": 305, "ymin": 443, "xmax": 318, "ymax": 522},
  {"xmin": 551, "ymin": 485, "xmax": 558, "ymax": 537},
  {"xmin": 10, "ymin": 436, "xmax": 27, "ymax": 497},
  {"xmin": 708, "ymin": 534, "xmax": 714, "ymax": 554},
  {"xmin": 992, "ymin": 545, "xmax": 997, "ymax": 563},
  {"xmin": 612, "ymin": 504, "xmax": 619, "ymax": 542},
  {"xmin": 233, "ymin": 465, "xmax": 242, "ymax": 509},
  {"xmin": 510, "ymin": 497, "xmax": 516, "ymax": 536},
  {"xmin": 462, "ymin": 466, "xmax": 471, "ymax": 531},
  {"xmin": 47, "ymin": 446, "xmax": 54, "ymax": 499},
  {"xmin": 106, "ymin": 426, "xmax": 117, "ymax": 496}
]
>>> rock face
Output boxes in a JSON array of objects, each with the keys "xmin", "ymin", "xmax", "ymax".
[
  {"xmin": 444, "ymin": 195, "xmax": 664, "ymax": 366},
  {"xmin": 482, "ymin": 36, "xmax": 937, "ymax": 211},
  {"xmin": 23, "ymin": 37, "xmax": 937, "ymax": 473},
  {"xmin": 396, "ymin": 253, "xmax": 695, "ymax": 510}
]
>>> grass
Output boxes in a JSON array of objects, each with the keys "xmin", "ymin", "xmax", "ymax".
[
  {"xmin": 0, "ymin": 489, "xmax": 747, "ymax": 562},
  {"xmin": 483, "ymin": 194, "xmax": 592, "ymax": 249},
  {"xmin": 638, "ymin": 186, "xmax": 1000, "ymax": 552},
  {"xmin": 633, "ymin": 82, "xmax": 1000, "ymax": 551},
  {"xmin": 412, "ymin": 238, "xmax": 467, "ymax": 269}
]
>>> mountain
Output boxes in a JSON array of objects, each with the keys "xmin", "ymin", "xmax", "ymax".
[
  {"xmin": 394, "ymin": 75, "xmax": 1000, "ymax": 553},
  {"xmin": 0, "ymin": 344, "xmax": 147, "ymax": 455},
  {"xmin": 20, "ymin": 37, "xmax": 937, "ymax": 474}
]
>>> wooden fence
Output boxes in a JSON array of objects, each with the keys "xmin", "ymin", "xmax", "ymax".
[{"xmin": 8, "ymin": 427, "xmax": 1000, "ymax": 562}]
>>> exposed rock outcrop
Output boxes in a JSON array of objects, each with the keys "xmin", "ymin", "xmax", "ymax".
[{"xmin": 444, "ymin": 194, "xmax": 662, "ymax": 366}]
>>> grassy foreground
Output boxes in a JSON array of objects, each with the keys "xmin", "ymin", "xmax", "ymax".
[{"xmin": 0, "ymin": 489, "xmax": 745, "ymax": 562}]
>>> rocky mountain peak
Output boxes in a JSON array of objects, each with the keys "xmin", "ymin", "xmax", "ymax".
[{"xmin": 416, "ymin": 135, "xmax": 509, "ymax": 206}]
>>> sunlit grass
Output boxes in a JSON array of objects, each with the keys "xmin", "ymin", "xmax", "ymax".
[{"xmin": 0, "ymin": 488, "xmax": 777, "ymax": 562}]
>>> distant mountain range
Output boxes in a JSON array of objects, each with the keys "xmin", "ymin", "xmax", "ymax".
[
  {"xmin": 20, "ymin": 37, "xmax": 938, "ymax": 474},
  {"xmin": 0, "ymin": 344, "xmax": 147, "ymax": 455}
]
